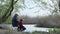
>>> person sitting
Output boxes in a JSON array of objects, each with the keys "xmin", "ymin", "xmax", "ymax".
[{"xmin": 17, "ymin": 19, "xmax": 26, "ymax": 31}]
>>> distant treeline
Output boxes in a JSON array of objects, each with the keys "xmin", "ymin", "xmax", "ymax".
[{"xmin": 5, "ymin": 15, "xmax": 60, "ymax": 28}]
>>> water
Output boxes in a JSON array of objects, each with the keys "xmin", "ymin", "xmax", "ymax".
[
  {"xmin": 23, "ymin": 24, "xmax": 49, "ymax": 33},
  {"xmin": 0, "ymin": 24, "xmax": 53, "ymax": 33}
]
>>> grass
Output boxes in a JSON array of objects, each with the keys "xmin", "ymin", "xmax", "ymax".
[
  {"xmin": 49, "ymin": 28, "xmax": 60, "ymax": 34},
  {"xmin": 0, "ymin": 29, "xmax": 60, "ymax": 34}
]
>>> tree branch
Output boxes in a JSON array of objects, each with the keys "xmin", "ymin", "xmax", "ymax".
[
  {"xmin": 1, "ymin": 0, "xmax": 18, "ymax": 22},
  {"xmin": 2, "ymin": 0, "xmax": 18, "ymax": 19}
]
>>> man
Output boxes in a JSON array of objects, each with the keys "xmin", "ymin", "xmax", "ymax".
[{"xmin": 12, "ymin": 14, "xmax": 18, "ymax": 27}]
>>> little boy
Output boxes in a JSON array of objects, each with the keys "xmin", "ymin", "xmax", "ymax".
[{"xmin": 17, "ymin": 19, "xmax": 26, "ymax": 31}]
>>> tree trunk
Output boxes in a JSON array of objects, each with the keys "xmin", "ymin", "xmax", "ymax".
[
  {"xmin": 0, "ymin": 0, "xmax": 18, "ymax": 23},
  {"xmin": 57, "ymin": 0, "xmax": 60, "ymax": 11}
]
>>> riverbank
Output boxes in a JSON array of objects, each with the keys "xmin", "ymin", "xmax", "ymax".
[
  {"xmin": 0, "ymin": 29, "xmax": 30, "ymax": 34},
  {"xmin": 0, "ymin": 24, "xmax": 60, "ymax": 34},
  {"xmin": 0, "ymin": 29, "xmax": 56, "ymax": 34}
]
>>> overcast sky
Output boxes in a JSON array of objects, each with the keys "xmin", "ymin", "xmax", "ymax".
[{"xmin": 16, "ymin": 0, "xmax": 57, "ymax": 17}]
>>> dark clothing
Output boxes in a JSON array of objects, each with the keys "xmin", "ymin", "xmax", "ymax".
[
  {"xmin": 12, "ymin": 15, "xmax": 18, "ymax": 27},
  {"xmin": 17, "ymin": 26, "xmax": 26, "ymax": 31}
]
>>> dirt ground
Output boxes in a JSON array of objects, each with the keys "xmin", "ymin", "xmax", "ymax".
[
  {"xmin": 0, "ymin": 29, "xmax": 31, "ymax": 34},
  {"xmin": 0, "ymin": 29, "xmax": 56, "ymax": 34}
]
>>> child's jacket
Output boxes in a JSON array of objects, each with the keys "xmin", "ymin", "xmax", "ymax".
[{"xmin": 18, "ymin": 21, "xmax": 23, "ymax": 28}]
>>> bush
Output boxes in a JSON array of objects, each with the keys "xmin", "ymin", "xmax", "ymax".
[{"xmin": 49, "ymin": 28, "xmax": 60, "ymax": 34}]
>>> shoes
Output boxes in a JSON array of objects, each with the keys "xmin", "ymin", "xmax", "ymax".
[{"xmin": 17, "ymin": 27, "xmax": 26, "ymax": 31}]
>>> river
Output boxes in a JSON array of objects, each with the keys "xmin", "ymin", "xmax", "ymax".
[{"xmin": 0, "ymin": 24, "xmax": 53, "ymax": 33}]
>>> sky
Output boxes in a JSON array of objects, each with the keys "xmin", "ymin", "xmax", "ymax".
[{"xmin": 15, "ymin": 0, "xmax": 56, "ymax": 17}]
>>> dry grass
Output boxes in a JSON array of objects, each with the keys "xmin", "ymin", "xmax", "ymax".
[{"xmin": 36, "ymin": 15, "xmax": 60, "ymax": 28}]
